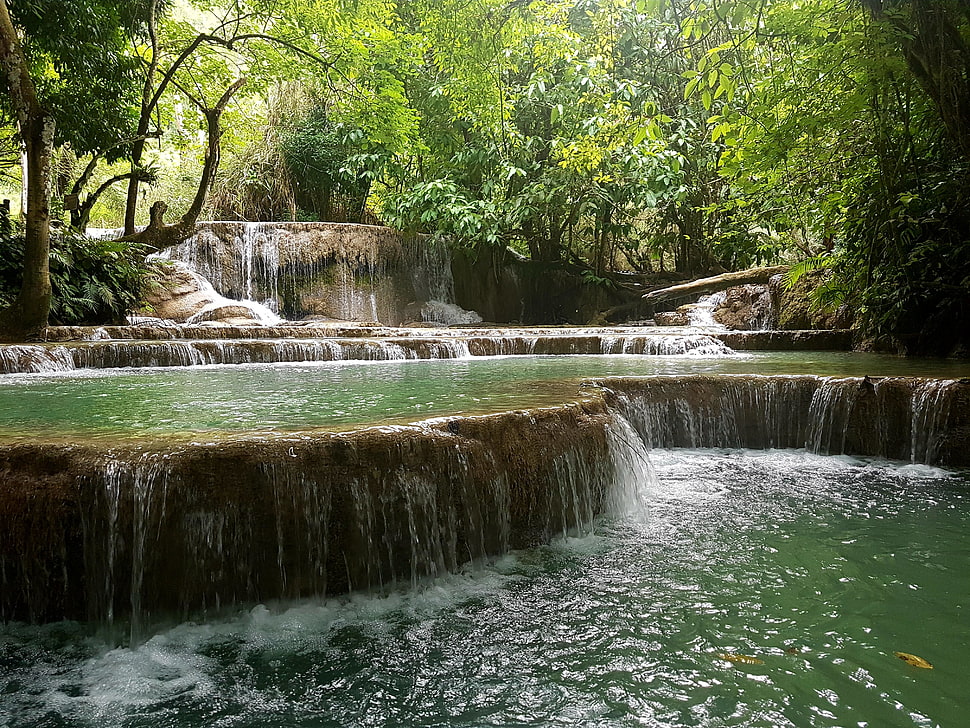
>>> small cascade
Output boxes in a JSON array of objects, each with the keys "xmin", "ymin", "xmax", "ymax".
[
  {"xmin": 238, "ymin": 222, "xmax": 281, "ymax": 310},
  {"xmin": 170, "ymin": 259, "xmax": 280, "ymax": 325},
  {"xmin": 805, "ymin": 378, "xmax": 859, "ymax": 455},
  {"xmin": 0, "ymin": 331, "xmax": 737, "ymax": 372},
  {"xmin": 910, "ymin": 379, "xmax": 960, "ymax": 463},
  {"xmin": 603, "ymin": 376, "xmax": 814, "ymax": 450},
  {"xmin": 601, "ymin": 334, "xmax": 733, "ymax": 356},
  {"xmin": 599, "ymin": 375, "xmax": 969, "ymax": 465},
  {"xmin": 405, "ymin": 234, "xmax": 456, "ymax": 304},
  {"xmin": 601, "ymin": 412, "xmax": 654, "ymax": 518},
  {"xmin": 0, "ymin": 345, "xmax": 75, "ymax": 374},
  {"xmin": 55, "ymin": 338, "xmax": 475, "ymax": 369},
  {"xmin": 684, "ymin": 292, "xmax": 727, "ymax": 329}
]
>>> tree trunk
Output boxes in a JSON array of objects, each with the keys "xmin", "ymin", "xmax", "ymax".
[
  {"xmin": 123, "ymin": 78, "xmax": 246, "ymax": 251},
  {"xmin": 862, "ymin": 0, "xmax": 970, "ymax": 162},
  {"xmin": 0, "ymin": 0, "xmax": 53, "ymax": 341},
  {"xmin": 641, "ymin": 265, "xmax": 790, "ymax": 305}
]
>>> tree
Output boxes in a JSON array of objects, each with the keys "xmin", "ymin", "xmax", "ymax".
[
  {"xmin": 698, "ymin": 0, "xmax": 970, "ymax": 353},
  {"xmin": 0, "ymin": 0, "xmax": 54, "ymax": 340},
  {"xmin": 120, "ymin": 0, "xmax": 349, "ymax": 238},
  {"xmin": 0, "ymin": 0, "xmax": 148, "ymax": 339},
  {"xmin": 383, "ymin": 0, "xmax": 681, "ymax": 273}
]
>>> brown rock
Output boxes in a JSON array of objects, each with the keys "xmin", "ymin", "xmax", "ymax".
[
  {"xmin": 139, "ymin": 261, "xmax": 216, "ymax": 322},
  {"xmin": 654, "ymin": 311, "xmax": 689, "ymax": 326}
]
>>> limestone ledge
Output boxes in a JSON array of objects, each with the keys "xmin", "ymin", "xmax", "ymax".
[
  {"xmin": 2, "ymin": 374, "xmax": 967, "ymax": 626},
  {"xmin": 38, "ymin": 324, "xmax": 854, "ymax": 348}
]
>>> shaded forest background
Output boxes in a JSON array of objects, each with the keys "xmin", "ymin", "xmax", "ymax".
[{"xmin": 0, "ymin": 0, "xmax": 968, "ymax": 355}]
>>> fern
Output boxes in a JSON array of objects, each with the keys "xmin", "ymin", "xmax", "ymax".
[
  {"xmin": 784, "ymin": 254, "xmax": 832, "ymax": 290},
  {"xmin": 1, "ymin": 226, "xmax": 150, "ymax": 325}
]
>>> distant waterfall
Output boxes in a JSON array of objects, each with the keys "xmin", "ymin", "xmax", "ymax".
[
  {"xmin": 157, "ymin": 222, "xmax": 483, "ymax": 325},
  {"xmin": 0, "ymin": 331, "xmax": 735, "ymax": 373}
]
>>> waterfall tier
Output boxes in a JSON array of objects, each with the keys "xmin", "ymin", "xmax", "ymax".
[
  {"xmin": 156, "ymin": 222, "xmax": 469, "ymax": 326},
  {"xmin": 2, "ymin": 374, "xmax": 968, "ymax": 626},
  {"xmin": 0, "ymin": 401, "xmax": 629, "ymax": 627},
  {"xmin": 0, "ymin": 331, "xmax": 736, "ymax": 373},
  {"xmin": 595, "ymin": 374, "xmax": 970, "ymax": 465},
  {"xmin": 2, "ymin": 326, "xmax": 856, "ymax": 375}
]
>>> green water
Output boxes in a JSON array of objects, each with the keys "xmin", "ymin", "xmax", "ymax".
[
  {"xmin": 2, "ymin": 451, "xmax": 966, "ymax": 727},
  {"xmin": 1, "ymin": 352, "xmax": 968, "ymax": 441}
]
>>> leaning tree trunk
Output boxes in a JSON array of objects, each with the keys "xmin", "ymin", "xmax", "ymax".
[
  {"xmin": 641, "ymin": 265, "xmax": 791, "ymax": 305},
  {"xmin": 0, "ymin": 0, "xmax": 54, "ymax": 341},
  {"xmin": 123, "ymin": 78, "xmax": 246, "ymax": 252}
]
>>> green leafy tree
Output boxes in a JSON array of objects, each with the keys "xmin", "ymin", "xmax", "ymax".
[{"xmin": 0, "ymin": 0, "xmax": 149, "ymax": 339}]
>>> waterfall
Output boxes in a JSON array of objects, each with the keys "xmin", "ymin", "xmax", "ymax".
[
  {"xmin": 2, "ymin": 375, "xmax": 968, "ymax": 627},
  {"xmin": 598, "ymin": 375, "xmax": 967, "ymax": 465},
  {"xmin": 910, "ymin": 379, "xmax": 960, "ymax": 463},
  {"xmin": 603, "ymin": 376, "xmax": 813, "ymax": 450},
  {"xmin": 684, "ymin": 292, "xmax": 727, "ymax": 329},
  {"xmin": 3, "ymin": 400, "xmax": 651, "ymax": 627},
  {"xmin": 805, "ymin": 378, "xmax": 859, "ymax": 455},
  {"xmin": 157, "ymin": 222, "xmax": 481, "ymax": 325},
  {"xmin": 0, "ymin": 331, "xmax": 737, "ymax": 373},
  {"xmin": 0, "ymin": 345, "xmax": 75, "ymax": 374}
]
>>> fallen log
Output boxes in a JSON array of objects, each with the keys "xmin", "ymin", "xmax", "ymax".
[{"xmin": 640, "ymin": 265, "xmax": 790, "ymax": 305}]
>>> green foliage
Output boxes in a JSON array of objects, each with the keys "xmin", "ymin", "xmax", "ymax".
[
  {"xmin": 697, "ymin": 0, "xmax": 970, "ymax": 352},
  {"xmin": 4, "ymin": 0, "xmax": 970, "ymax": 349},
  {"xmin": 10, "ymin": 0, "xmax": 147, "ymax": 157},
  {"xmin": 0, "ymin": 227, "xmax": 151, "ymax": 325},
  {"xmin": 281, "ymin": 108, "xmax": 390, "ymax": 222}
]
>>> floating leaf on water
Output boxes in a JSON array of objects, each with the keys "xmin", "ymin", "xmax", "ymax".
[
  {"xmin": 716, "ymin": 652, "xmax": 764, "ymax": 665},
  {"xmin": 895, "ymin": 651, "xmax": 933, "ymax": 669}
]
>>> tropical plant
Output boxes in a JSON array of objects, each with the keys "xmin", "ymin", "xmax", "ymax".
[{"xmin": 0, "ymin": 227, "xmax": 151, "ymax": 325}]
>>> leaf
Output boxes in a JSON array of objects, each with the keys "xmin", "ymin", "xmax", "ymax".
[
  {"xmin": 684, "ymin": 77, "xmax": 700, "ymax": 100},
  {"xmin": 894, "ymin": 652, "xmax": 933, "ymax": 669}
]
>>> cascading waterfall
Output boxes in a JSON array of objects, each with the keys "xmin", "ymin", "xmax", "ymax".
[
  {"xmin": 0, "ymin": 345, "xmax": 75, "ymax": 374},
  {"xmin": 684, "ymin": 292, "xmax": 727, "ymax": 328},
  {"xmin": 602, "ymin": 375, "xmax": 814, "ymax": 450},
  {"xmin": 403, "ymin": 234, "xmax": 483, "ymax": 325},
  {"xmin": 156, "ymin": 222, "xmax": 484, "ymax": 325},
  {"xmin": 2, "ymin": 373, "xmax": 968, "ymax": 628},
  {"xmin": 598, "ymin": 374, "xmax": 968, "ymax": 464},
  {"xmin": 2, "ymin": 401, "xmax": 651, "ymax": 627},
  {"xmin": 805, "ymin": 377, "xmax": 861, "ymax": 455},
  {"xmin": 0, "ymin": 332, "xmax": 737, "ymax": 373},
  {"xmin": 911, "ymin": 378, "xmax": 961, "ymax": 463}
]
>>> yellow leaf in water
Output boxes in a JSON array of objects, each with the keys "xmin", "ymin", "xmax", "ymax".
[
  {"xmin": 716, "ymin": 652, "xmax": 764, "ymax": 665},
  {"xmin": 895, "ymin": 651, "xmax": 933, "ymax": 669}
]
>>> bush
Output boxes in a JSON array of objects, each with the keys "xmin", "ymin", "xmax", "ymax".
[{"xmin": 0, "ymin": 226, "xmax": 152, "ymax": 325}]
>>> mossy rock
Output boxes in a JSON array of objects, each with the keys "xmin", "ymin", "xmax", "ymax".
[{"xmin": 772, "ymin": 271, "xmax": 852, "ymax": 331}]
